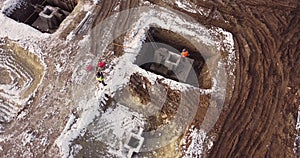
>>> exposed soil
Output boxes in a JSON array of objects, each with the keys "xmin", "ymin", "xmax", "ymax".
[
  {"xmin": 0, "ymin": 68, "xmax": 11, "ymax": 84},
  {"xmin": 0, "ymin": 0, "xmax": 299, "ymax": 157},
  {"xmin": 95, "ymin": 0, "xmax": 299, "ymax": 157},
  {"xmin": 0, "ymin": 39, "xmax": 44, "ymax": 99},
  {"xmin": 91, "ymin": 0, "xmax": 300, "ymax": 156},
  {"xmin": 92, "ymin": 0, "xmax": 139, "ymax": 57},
  {"xmin": 145, "ymin": 0, "xmax": 300, "ymax": 157}
]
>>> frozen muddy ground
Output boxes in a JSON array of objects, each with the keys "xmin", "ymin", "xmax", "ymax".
[{"xmin": 0, "ymin": 0, "xmax": 299, "ymax": 158}]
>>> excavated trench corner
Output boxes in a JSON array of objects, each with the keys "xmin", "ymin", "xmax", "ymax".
[
  {"xmin": 2, "ymin": 0, "xmax": 78, "ymax": 33},
  {"xmin": 134, "ymin": 27, "xmax": 212, "ymax": 89}
]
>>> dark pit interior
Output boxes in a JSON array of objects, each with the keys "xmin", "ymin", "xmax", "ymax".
[
  {"xmin": 44, "ymin": 8, "xmax": 53, "ymax": 15},
  {"xmin": 128, "ymin": 136, "xmax": 140, "ymax": 148},
  {"xmin": 135, "ymin": 27, "xmax": 212, "ymax": 89},
  {"xmin": 168, "ymin": 54, "xmax": 178, "ymax": 63},
  {"xmin": 2, "ymin": 0, "xmax": 78, "ymax": 33}
]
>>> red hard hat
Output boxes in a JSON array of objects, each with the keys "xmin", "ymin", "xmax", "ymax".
[{"xmin": 98, "ymin": 61, "xmax": 106, "ymax": 68}]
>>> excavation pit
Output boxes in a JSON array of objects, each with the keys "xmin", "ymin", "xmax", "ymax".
[
  {"xmin": 128, "ymin": 136, "xmax": 140, "ymax": 148},
  {"xmin": 167, "ymin": 53, "xmax": 180, "ymax": 64},
  {"xmin": 135, "ymin": 27, "xmax": 213, "ymax": 88},
  {"xmin": 2, "ymin": 0, "xmax": 78, "ymax": 33},
  {"xmin": 43, "ymin": 7, "xmax": 53, "ymax": 16}
]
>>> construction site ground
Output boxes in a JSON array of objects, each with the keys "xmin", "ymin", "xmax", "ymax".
[{"xmin": 0, "ymin": 0, "xmax": 299, "ymax": 158}]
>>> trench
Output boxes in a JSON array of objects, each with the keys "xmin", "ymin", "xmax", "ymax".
[
  {"xmin": 134, "ymin": 27, "xmax": 212, "ymax": 89},
  {"xmin": 2, "ymin": 0, "xmax": 78, "ymax": 33}
]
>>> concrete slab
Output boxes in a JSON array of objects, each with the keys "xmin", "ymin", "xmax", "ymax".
[
  {"xmin": 124, "ymin": 128, "xmax": 144, "ymax": 158},
  {"xmin": 32, "ymin": 5, "xmax": 69, "ymax": 32},
  {"xmin": 175, "ymin": 56, "xmax": 194, "ymax": 82},
  {"xmin": 152, "ymin": 48, "xmax": 194, "ymax": 82}
]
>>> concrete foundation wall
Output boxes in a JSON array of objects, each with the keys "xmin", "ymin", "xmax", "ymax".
[{"xmin": 46, "ymin": 0, "xmax": 77, "ymax": 12}]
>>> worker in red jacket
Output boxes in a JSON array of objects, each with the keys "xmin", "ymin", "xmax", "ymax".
[{"xmin": 98, "ymin": 61, "xmax": 106, "ymax": 69}]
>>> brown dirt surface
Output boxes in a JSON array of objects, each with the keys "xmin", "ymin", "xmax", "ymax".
[
  {"xmin": 118, "ymin": 73, "xmax": 209, "ymax": 157},
  {"xmin": 90, "ymin": 0, "xmax": 300, "ymax": 156},
  {"xmin": 0, "ymin": 39, "xmax": 44, "ymax": 99},
  {"xmin": 144, "ymin": 0, "xmax": 300, "ymax": 157},
  {"xmin": 1, "ymin": 0, "xmax": 299, "ymax": 157},
  {"xmin": 91, "ymin": 0, "xmax": 300, "ymax": 157},
  {"xmin": 0, "ymin": 68, "xmax": 11, "ymax": 84},
  {"xmin": 92, "ymin": 0, "xmax": 140, "ymax": 57}
]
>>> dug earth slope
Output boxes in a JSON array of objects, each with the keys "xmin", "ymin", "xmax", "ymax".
[
  {"xmin": 0, "ymin": 0, "xmax": 299, "ymax": 157},
  {"xmin": 153, "ymin": 0, "xmax": 300, "ymax": 157},
  {"xmin": 93, "ymin": 0, "xmax": 300, "ymax": 156}
]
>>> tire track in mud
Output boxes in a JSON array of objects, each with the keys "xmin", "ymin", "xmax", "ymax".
[
  {"xmin": 92, "ymin": 0, "xmax": 119, "ymax": 26},
  {"xmin": 147, "ymin": 0, "xmax": 299, "ymax": 157},
  {"xmin": 90, "ymin": 0, "xmax": 120, "ymax": 57},
  {"xmin": 74, "ymin": 0, "xmax": 300, "ymax": 157},
  {"xmin": 92, "ymin": 0, "xmax": 139, "ymax": 56},
  {"xmin": 189, "ymin": 1, "xmax": 299, "ymax": 157},
  {"xmin": 1, "ymin": 0, "xmax": 295, "ymax": 157},
  {"xmin": 112, "ymin": 0, "xmax": 139, "ymax": 56}
]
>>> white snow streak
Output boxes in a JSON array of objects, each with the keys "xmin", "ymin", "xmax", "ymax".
[
  {"xmin": 2, "ymin": 0, "xmax": 24, "ymax": 16},
  {"xmin": 0, "ymin": 13, "xmax": 49, "ymax": 40},
  {"xmin": 182, "ymin": 128, "xmax": 207, "ymax": 158},
  {"xmin": 175, "ymin": 0, "xmax": 197, "ymax": 13},
  {"xmin": 294, "ymin": 100, "xmax": 300, "ymax": 155},
  {"xmin": 296, "ymin": 104, "xmax": 300, "ymax": 130}
]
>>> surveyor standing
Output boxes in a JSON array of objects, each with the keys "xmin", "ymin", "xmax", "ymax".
[{"xmin": 96, "ymin": 71, "xmax": 107, "ymax": 86}]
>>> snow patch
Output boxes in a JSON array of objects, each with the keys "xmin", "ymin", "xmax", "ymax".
[
  {"xmin": 296, "ymin": 104, "xmax": 300, "ymax": 130},
  {"xmin": 175, "ymin": 0, "xmax": 197, "ymax": 13},
  {"xmin": 17, "ymin": 111, "xmax": 27, "ymax": 120},
  {"xmin": 40, "ymin": 137, "xmax": 49, "ymax": 146},
  {"xmin": 55, "ymin": 63, "xmax": 63, "ymax": 73},
  {"xmin": 22, "ymin": 130, "xmax": 36, "ymax": 146},
  {"xmin": 2, "ymin": 0, "xmax": 25, "ymax": 16},
  {"xmin": 55, "ymin": 5, "xmax": 237, "ymax": 157},
  {"xmin": 294, "ymin": 101, "xmax": 300, "ymax": 155},
  {"xmin": 182, "ymin": 128, "xmax": 207, "ymax": 158},
  {"xmin": 0, "ymin": 13, "xmax": 49, "ymax": 40},
  {"xmin": 70, "ymin": 144, "xmax": 83, "ymax": 156}
]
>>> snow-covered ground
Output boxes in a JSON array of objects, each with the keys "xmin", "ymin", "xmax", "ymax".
[
  {"xmin": 296, "ymin": 105, "xmax": 300, "ymax": 131},
  {"xmin": 55, "ymin": 4, "xmax": 236, "ymax": 157},
  {"xmin": 0, "ymin": 5, "xmax": 48, "ymax": 134},
  {"xmin": 0, "ymin": 14, "xmax": 49, "ymax": 41},
  {"xmin": 181, "ymin": 127, "xmax": 213, "ymax": 158},
  {"xmin": 0, "ymin": 0, "xmax": 236, "ymax": 157},
  {"xmin": 1, "ymin": 0, "xmax": 25, "ymax": 16},
  {"xmin": 175, "ymin": 0, "xmax": 197, "ymax": 13},
  {"xmin": 0, "ymin": 20, "xmax": 47, "ymax": 158}
]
